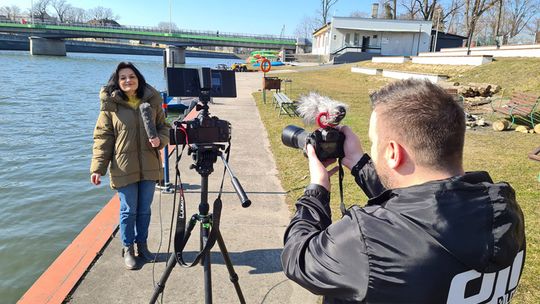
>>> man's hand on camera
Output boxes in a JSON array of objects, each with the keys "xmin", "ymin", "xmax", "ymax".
[
  {"xmin": 306, "ymin": 144, "xmax": 338, "ymax": 191},
  {"xmin": 149, "ymin": 137, "xmax": 160, "ymax": 148},
  {"xmin": 337, "ymin": 125, "xmax": 365, "ymax": 170}
]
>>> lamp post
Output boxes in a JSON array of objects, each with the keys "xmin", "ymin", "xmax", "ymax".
[
  {"xmin": 432, "ymin": 9, "xmax": 441, "ymax": 52},
  {"xmin": 30, "ymin": 0, "xmax": 34, "ymax": 25},
  {"xmin": 416, "ymin": 23, "xmax": 422, "ymax": 55},
  {"xmin": 169, "ymin": 0, "xmax": 172, "ymax": 34}
]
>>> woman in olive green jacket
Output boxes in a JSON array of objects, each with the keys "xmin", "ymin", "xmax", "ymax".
[{"xmin": 90, "ymin": 62, "xmax": 169, "ymax": 269}]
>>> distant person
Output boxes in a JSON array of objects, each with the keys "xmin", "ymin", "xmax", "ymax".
[
  {"xmin": 90, "ymin": 62, "xmax": 170, "ymax": 270},
  {"xmin": 281, "ymin": 79, "xmax": 526, "ymax": 303}
]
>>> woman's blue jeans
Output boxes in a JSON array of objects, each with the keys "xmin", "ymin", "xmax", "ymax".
[{"xmin": 117, "ymin": 180, "xmax": 156, "ymax": 246}]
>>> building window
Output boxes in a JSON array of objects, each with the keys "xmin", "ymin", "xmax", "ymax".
[
  {"xmin": 334, "ymin": 35, "xmax": 336, "ymax": 40},
  {"xmin": 354, "ymin": 33, "xmax": 359, "ymax": 46},
  {"xmin": 373, "ymin": 35, "xmax": 378, "ymax": 39},
  {"xmin": 345, "ymin": 33, "xmax": 350, "ymax": 44}
]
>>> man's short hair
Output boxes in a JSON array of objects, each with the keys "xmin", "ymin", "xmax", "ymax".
[{"xmin": 370, "ymin": 79, "xmax": 465, "ymax": 170}]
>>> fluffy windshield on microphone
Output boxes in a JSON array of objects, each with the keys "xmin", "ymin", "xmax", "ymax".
[
  {"xmin": 296, "ymin": 92, "xmax": 348, "ymax": 126},
  {"xmin": 139, "ymin": 102, "xmax": 158, "ymax": 139}
]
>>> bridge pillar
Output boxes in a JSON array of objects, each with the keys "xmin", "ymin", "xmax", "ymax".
[
  {"xmin": 165, "ymin": 46, "xmax": 185, "ymax": 66},
  {"xmin": 29, "ymin": 36, "xmax": 66, "ymax": 56}
]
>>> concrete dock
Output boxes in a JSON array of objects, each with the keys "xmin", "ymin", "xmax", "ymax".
[{"xmin": 66, "ymin": 72, "xmax": 319, "ymax": 303}]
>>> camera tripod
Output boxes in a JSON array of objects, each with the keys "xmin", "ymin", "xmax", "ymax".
[{"xmin": 150, "ymin": 143, "xmax": 251, "ymax": 304}]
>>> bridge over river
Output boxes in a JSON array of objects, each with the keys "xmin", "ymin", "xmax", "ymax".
[{"xmin": 0, "ymin": 20, "xmax": 299, "ymax": 62}]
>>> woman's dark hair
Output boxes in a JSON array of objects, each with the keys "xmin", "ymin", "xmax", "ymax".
[{"xmin": 104, "ymin": 62, "xmax": 147, "ymax": 100}]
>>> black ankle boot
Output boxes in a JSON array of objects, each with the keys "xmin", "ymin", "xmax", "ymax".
[
  {"xmin": 137, "ymin": 243, "xmax": 156, "ymax": 263},
  {"xmin": 122, "ymin": 244, "xmax": 137, "ymax": 270}
]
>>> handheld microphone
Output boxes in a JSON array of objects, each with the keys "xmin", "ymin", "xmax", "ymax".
[{"xmin": 139, "ymin": 102, "xmax": 158, "ymax": 139}]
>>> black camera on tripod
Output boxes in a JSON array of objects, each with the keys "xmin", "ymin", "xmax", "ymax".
[
  {"xmin": 171, "ymin": 116, "xmax": 231, "ymax": 145},
  {"xmin": 166, "ymin": 67, "xmax": 236, "ymax": 145},
  {"xmin": 282, "ymin": 125, "xmax": 345, "ymax": 161}
]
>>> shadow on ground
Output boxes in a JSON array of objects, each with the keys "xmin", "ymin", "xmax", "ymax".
[{"xmin": 149, "ymin": 248, "xmax": 283, "ymax": 274}]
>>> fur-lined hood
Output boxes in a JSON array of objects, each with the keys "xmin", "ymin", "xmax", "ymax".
[{"xmin": 99, "ymin": 84, "xmax": 161, "ymax": 112}]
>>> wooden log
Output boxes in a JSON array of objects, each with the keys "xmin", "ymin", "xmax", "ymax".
[
  {"xmin": 492, "ymin": 120, "xmax": 510, "ymax": 131},
  {"xmin": 515, "ymin": 125, "xmax": 529, "ymax": 133},
  {"xmin": 534, "ymin": 124, "xmax": 540, "ymax": 134}
]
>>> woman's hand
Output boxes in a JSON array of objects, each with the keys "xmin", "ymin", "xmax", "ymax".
[
  {"xmin": 149, "ymin": 137, "xmax": 160, "ymax": 148},
  {"xmin": 306, "ymin": 144, "xmax": 338, "ymax": 191},
  {"xmin": 91, "ymin": 173, "xmax": 101, "ymax": 185}
]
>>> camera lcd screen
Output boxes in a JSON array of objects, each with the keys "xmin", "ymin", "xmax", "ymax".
[
  {"xmin": 166, "ymin": 68, "xmax": 201, "ymax": 97},
  {"xmin": 210, "ymin": 70, "xmax": 237, "ymax": 98},
  {"xmin": 166, "ymin": 67, "xmax": 237, "ymax": 98}
]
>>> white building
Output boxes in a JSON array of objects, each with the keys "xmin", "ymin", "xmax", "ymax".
[{"xmin": 312, "ymin": 17, "xmax": 433, "ymax": 63}]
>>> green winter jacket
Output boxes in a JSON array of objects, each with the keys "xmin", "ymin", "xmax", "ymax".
[{"xmin": 90, "ymin": 84, "xmax": 170, "ymax": 189}]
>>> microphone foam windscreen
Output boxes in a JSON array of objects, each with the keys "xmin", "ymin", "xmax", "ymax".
[{"xmin": 139, "ymin": 102, "xmax": 158, "ymax": 139}]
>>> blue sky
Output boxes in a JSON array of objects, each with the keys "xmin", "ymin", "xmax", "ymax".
[{"xmin": 2, "ymin": 0, "xmax": 375, "ymax": 36}]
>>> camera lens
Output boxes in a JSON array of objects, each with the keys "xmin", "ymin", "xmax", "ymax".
[{"xmin": 282, "ymin": 125, "xmax": 309, "ymax": 149}]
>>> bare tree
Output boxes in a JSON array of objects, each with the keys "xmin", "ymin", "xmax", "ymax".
[
  {"xmin": 464, "ymin": 0, "xmax": 500, "ymax": 51},
  {"xmin": 157, "ymin": 22, "xmax": 178, "ymax": 31},
  {"xmin": 417, "ymin": 0, "xmax": 439, "ymax": 20},
  {"xmin": 64, "ymin": 7, "xmax": 88, "ymax": 23},
  {"xmin": 446, "ymin": 0, "xmax": 465, "ymax": 33},
  {"xmin": 33, "ymin": 0, "xmax": 51, "ymax": 22},
  {"xmin": 0, "ymin": 5, "xmax": 21, "ymax": 20},
  {"xmin": 526, "ymin": 16, "xmax": 540, "ymax": 42},
  {"xmin": 401, "ymin": 0, "xmax": 422, "ymax": 19},
  {"xmin": 502, "ymin": 0, "xmax": 539, "ymax": 40},
  {"xmin": 384, "ymin": 2, "xmax": 394, "ymax": 18},
  {"xmin": 349, "ymin": 11, "xmax": 369, "ymax": 18},
  {"xmin": 51, "ymin": 0, "xmax": 71, "ymax": 23},
  {"xmin": 318, "ymin": 0, "xmax": 339, "ymax": 25},
  {"xmin": 294, "ymin": 15, "xmax": 320, "ymax": 38},
  {"xmin": 87, "ymin": 6, "xmax": 119, "ymax": 22}
]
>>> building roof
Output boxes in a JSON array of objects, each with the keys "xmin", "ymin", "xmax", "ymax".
[
  {"xmin": 431, "ymin": 29, "xmax": 467, "ymax": 39},
  {"xmin": 313, "ymin": 23, "xmax": 330, "ymax": 37},
  {"xmin": 331, "ymin": 16, "xmax": 432, "ymax": 33}
]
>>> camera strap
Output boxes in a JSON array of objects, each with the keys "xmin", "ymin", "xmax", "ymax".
[
  {"xmin": 172, "ymin": 142, "xmax": 231, "ymax": 268},
  {"xmin": 338, "ymin": 158, "xmax": 346, "ymax": 216}
]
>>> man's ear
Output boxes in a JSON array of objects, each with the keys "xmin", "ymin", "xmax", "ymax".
[{"xmin": 384, "ymin": 140, "xmax": 404, "ymax": 169}]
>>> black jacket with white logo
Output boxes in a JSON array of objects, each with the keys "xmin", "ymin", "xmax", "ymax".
[{"xmin": 281, "ymin": 155, "xmax": 526, "ymax": 304}]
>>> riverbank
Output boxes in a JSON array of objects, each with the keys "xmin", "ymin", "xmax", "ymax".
[{"xmin": 0, "ymin": 52, "xmax": 251, "ymax": 304}]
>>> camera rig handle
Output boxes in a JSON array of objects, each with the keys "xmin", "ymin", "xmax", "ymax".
[{"xmin": 219, "ymin": 154, "xmax": 252, "ymax": 208}]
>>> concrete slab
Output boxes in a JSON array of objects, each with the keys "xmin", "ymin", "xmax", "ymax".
[
  {"xmin": 371, "ymin": 56, "xmax": 411, "ymax": 64},
  {"xmin": 351, "ymin": 67, "xmax": 382, "ymax": 76},
  {"xmin": 411, "ymin": 55, "xmax": 493, "ymax": 66},
  {"xmin": 67, "ymin": 72, "xmax": 318, "ymax": 304},
  {"xmin": 381, "ymin": 69, "xmax": 449, "ymax": 83}
]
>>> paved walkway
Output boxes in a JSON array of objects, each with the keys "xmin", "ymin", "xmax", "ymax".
[{"xmin": 68, "ymin": 72, "xmax": 318, "ymax": 304}]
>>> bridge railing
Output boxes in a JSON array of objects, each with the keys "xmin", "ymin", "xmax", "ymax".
[{"xmin": 0, "ymin": 18, "xmax": 297, "ymax": 43}]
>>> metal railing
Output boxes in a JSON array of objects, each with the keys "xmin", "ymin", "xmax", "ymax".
[
  {"xmin": 0, "ymin": 18, "xmax": 297, "ymax": 44},
  {"xmin": 331, "ymin": 44, "xmax": 381, "ymax": 56}
]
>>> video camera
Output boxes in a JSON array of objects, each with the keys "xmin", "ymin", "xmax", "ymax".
[
  {"xmin": 282, "ymin": 125, "xmax": 345, "ymax": 161},
  {"xmin": 280, "ymin": 93, "xmax": 347, "ymax": 161},
  {"xmin": 166, "ymin": 67, "xmax": 236, "ymax": 145}
]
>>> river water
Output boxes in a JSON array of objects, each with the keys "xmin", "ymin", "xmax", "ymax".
[{"xmin": 0, "ymin": 51, "xmax": 240, "ymax": 303}]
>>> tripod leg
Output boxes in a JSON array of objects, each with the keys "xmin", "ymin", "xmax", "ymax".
[
  {"xmin": 216, "ymin": 232, "xmax": 246, "ymax": 304},
  {"xmin": 201, "ymin": 222, "xmax": 213, "ymax": 304},
  {"xmin": 149, "ymin": 253, "xmax": 176, "ymax": 304}
]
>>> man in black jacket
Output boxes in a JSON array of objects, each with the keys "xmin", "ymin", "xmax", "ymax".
[{"xmin": 281, "ymin": 79, "xmax": 526, "ymax": 304}]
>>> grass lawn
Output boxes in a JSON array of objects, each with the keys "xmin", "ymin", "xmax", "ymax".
[{"xmin": 253, "ymin": 61, "xmax": 540, "ymax": 303}]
